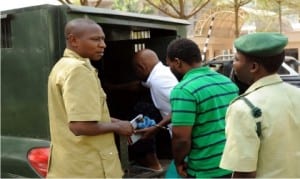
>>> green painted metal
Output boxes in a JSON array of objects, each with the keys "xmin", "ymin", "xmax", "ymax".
[
  {"xmin": 1, "ymin": 5, "xmax": 61, "ymax": 139},
  {"xmin": 1, "ymin": 4, "xmax": 188, "ymax": 178}
]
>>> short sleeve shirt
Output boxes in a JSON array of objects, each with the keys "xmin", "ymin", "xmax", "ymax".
[
  {"xmin": 47, "ymin": 49, "xmax": 123, "ymax": 178},
  {"xmin": 170, "ymin": 67, "xmax": 239, "ymax": 178},
  {"xmin": 220, "ymin": 74, "xmax": 300, "ymax": 177}
]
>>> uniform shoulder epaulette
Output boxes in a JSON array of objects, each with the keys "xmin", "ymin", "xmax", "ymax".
[{"xmin": 231, "ymin": 95, "xmax": 262, "ymax": 137}]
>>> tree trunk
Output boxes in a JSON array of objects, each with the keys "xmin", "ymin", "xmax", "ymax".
[{"xmin": 234, "ymin": 0, "xmax": 240, "ymax": 37}]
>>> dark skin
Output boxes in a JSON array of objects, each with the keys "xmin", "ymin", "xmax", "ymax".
[
  {"xmin": 135, "ymin": 114, "xmax": 171, "ymax": 139},
  {"xmin": 166, "ymin": 57, "xmax": 201, "ymax": 177},
  {"xmin": 172, "ymin": 126, "xmax": 192, "ymax": 177},
  {"xmin": 65, "ymin": 19, "xmax": 133, "ymax": 137},
  {"xmin": 69, "ymin": 118, "xmax": 134, "ymax": 136},
  {"xmin": 233, "ymin": 52, "xmax": 270, "ymax": 86}
]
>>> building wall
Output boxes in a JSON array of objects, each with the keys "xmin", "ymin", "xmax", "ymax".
[
  {"xmin": 191, "ymin": 31, "xmax": 300, "ymax": 61},
  {"xmin": 285, "ymin": 31, "xmax": 300, "ymax": 60}
]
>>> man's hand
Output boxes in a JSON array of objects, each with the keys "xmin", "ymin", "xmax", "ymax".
[
  {"xmin": 135, "ymin": 126, "xmax": 159, "ymax": 139},
  {"xmin": 172, "ymin": 126, "xmax": 192, "ymax": 177},
  {"xmin": 135, "ymin": 116, "xmax": 171, "ymax": 139},
  {"xmin": 115, "ymin": 120, "xmax": 134, "ymax": 136},
  {"xmin": 175, "ymin": 161, "xmax": 188, "ymax": 178}
]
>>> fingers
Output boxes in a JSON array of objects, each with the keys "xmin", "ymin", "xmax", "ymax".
[
  {"xmin": 134, "ymin": 128, "xmax": 147, "ymax": 133},
  {"xmin": 179, "ymin": 170, "xmax": 187, "ymax": 178},
  {"xmin": 176, "ymin": 164, "xmax": 188, "ymax": 178},
  {"xmin": 119, "ymin": 121, "xmax": 135, "ymax": 136}
]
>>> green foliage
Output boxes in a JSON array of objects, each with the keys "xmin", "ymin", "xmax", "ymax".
[
  {"xmin": 58, "ymin": 0, "xmax": 102, "ymax": 7},
  {"xmin": 256, "ymin": 0, "xmax": 300, "ymax": 13},
  {"xmin": 145, "ymin": 0, "xmax": 211, "ymax": 19},
  {"xmin": 112, "ymin": 0, "xmax": 154, "ymax": 14}
]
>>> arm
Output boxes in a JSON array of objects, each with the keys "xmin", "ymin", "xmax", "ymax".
[
  {"xmin": 103, "ymin": 80, "xmax": 144, "ymax": 92},
  {"xmin": 219, "ymin": 102, "xmax": 260, "ymax": 176},
  {"xmin": 157, "ymin": 114, "xmax": 171, "ymax": 127},
  {"xmin": 135, "ymin": 114, "xmax": 171, "ymax": 139},
  {"xmin": 69, "ymin": 120, "xmax": 134, "ymax": 136},
  {"xmin": 63, "ymin": 67, "xmax": 134, "ymax": 137},
  {"xmin": 111, "ymin": 117, "xmax": 121, "ymax": 123},
  {"xmin": 135, "ymin": 76, "xmax": 177, "ymax": 138},
  {"xmin": 172, "ymin": 126, "xmax": 192, "ymax": 178}
]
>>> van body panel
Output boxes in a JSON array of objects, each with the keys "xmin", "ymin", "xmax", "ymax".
[{"xmin": 1, "ymin": 4, "xmax": 188, "ymax": 178}]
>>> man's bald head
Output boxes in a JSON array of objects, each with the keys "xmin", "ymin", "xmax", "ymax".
[
  {"xmin": 133, "ymin": 49, "xmax": 160, "ymax": 81},
  {"xmin": 133, "ymin": 49, "xmax": 159, "ymax": 66},
  {"xmin": 64, "ymin": 18, "xmax": 106, "ymax": 61},
  {"xmin": 64, "ymin": 18, "xmax": 101, "ymax": 40}
]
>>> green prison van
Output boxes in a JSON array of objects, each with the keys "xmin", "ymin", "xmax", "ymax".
[{"xmin": 1, "ymin": 4, "xmax": 189, "ymax": 178}]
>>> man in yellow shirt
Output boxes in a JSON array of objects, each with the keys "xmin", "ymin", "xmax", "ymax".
[
  {"xmin": 220, "ymin": 32, "xmax": 300, "ymax": 178},
  {"xmin": 47, "ymin": 18, "xmax": 134, "ymax": 178}
]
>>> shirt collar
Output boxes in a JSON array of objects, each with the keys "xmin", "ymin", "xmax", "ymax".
[
  {"xmin": 143, "ymin": 62, "xmax": 163, "ymax": 87},
  {"xmin": 182, "ymin": 66, "xmax": 210, "ymax": 80},
  {"xmin": 63, "ymin": 48, "xmax": 89, "ymax": 61},
  {"xmin": 244, "ymin": 74, "xmax": 283, "ymax": 95},
  {"xmin": 63, "ymin": 48, "xmax": 95, "ymax": 71}
]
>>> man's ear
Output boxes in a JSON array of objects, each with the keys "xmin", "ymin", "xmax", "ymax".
[
  {"xmin": 250, "ymin": 62, "xmax": 260, "ymax": 73},
  {"xmin": 68, "ymin": 34, "xmax": 78, "ymax": 48},
  {"xmin": 174, "ymin": 57, "xmax": 182, "ymax": 67}
]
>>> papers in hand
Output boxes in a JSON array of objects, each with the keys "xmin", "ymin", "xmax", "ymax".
[{"xmin": 128, "ymin": 114, "xmax": 143, "ymax": 145}]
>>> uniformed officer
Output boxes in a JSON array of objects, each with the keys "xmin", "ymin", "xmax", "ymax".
[
  {"xmin": 220, "ymin": 32, "xmax": 300, "ymax": 178},
  {"xmin": 47, "ymin": 18, "xmax": 134, "ymax": 178}
]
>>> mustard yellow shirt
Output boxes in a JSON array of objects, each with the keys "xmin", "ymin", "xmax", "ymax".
[
  {"xmin": 220, "ymin": 74, "xmax": 300, "ymax": 178},
  {"xmin": 47, "ymin": 49, "xmax": 123, "ymax": 178}
]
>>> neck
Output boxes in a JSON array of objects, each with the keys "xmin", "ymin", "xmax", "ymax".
[
  {"xmin": 251, "ymin": 71, "xmax": 274, "ymax": 84},
  {"xmin": 182, "ymin": 62, "xmax": 201, "ymax": 75},
  {"xmin": 148, "ymin": 60, "xmax": 159, "ymax": 72}
]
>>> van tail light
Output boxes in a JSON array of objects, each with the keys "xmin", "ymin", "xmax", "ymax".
[{"xmin": 27, "ymin": 147, "xmax": 50, "ymax": 177}]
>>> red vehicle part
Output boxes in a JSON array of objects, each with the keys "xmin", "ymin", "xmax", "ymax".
[{"xmin": 27, "ymin": 147, "xmax": 49, "ymax": 177}]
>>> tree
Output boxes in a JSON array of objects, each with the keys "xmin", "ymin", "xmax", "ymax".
[
  {"xmin": 112, "ymin": 0, "xmax": 154, "ymax": 14},
  {"xmin": 233, "ymin": 0, "xmax": 252, "ymax": 37},
  {"xmin": 58, "ymin": 0, "xmax": 102, "ymax": 7},
  {"xmin": 215, "ymin": 0, "xmax": 252, "ymax": 37},
  {"xmin": 256, "ymin": 0, "xmax": 300, "ymax": 33},
  {"xmin": 144, "ymin": 0, "xmax": 211, "ymax": 19}
]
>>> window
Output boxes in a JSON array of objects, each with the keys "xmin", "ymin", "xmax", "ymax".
[
  {"xmin": 134, "ymin": 43, "xmax": 145, "ymax": 52},
  {"xmin": 131, "ymin": 30, "xmax": 150, "ymax": 53},
  {"xmin": 1, "ymin": 15, "xmax": 12, "ymax": 48},
  {"xmin": 130, "ymin": 30, "xmax": 150, "ymax": 40}
]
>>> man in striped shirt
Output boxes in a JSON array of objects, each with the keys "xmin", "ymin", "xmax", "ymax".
[{"xmin": 166, "ymin": 38, "xmax": 239, "ymax": 178}]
